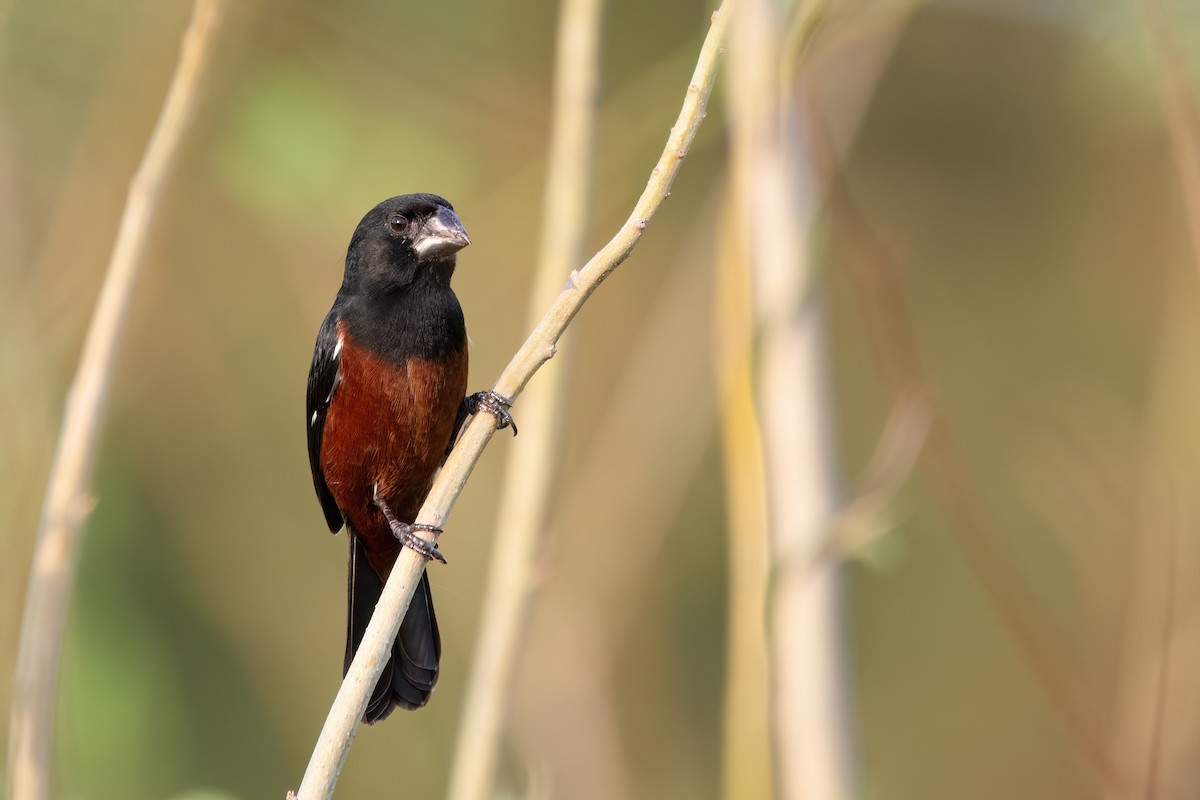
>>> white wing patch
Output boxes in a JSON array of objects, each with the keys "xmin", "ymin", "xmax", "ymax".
[{"xmin": 324, "ymin": 333, "xmax": 344, "ymax": 405}]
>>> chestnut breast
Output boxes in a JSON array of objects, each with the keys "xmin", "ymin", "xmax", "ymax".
[{"xmin": 319, "ymin": 325, "xmax": 468, "ymax": 571}]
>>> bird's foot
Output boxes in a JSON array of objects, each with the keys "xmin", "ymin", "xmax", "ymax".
[
  {"xmin": 467, "ymin": 390, "xmax": 518, "ymax": 436},
  {"xmin": 390, "ymin": 522, "xmax": 447, "ymax": 564},
  {"xmin": 374, "ymin": 487, "xmax": 447, "ymax": 564}
]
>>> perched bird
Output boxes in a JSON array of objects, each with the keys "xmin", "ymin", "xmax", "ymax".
[{"xmin": 306, "ymin": 194, "xmax": 512, "ymax": 722}]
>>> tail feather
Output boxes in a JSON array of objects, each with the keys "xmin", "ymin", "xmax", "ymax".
[{"xmin": 346, "ymin": 535, "xmax": 441, "ymax": 723}]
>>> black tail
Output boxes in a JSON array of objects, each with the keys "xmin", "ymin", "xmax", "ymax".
[{"xmin": 346, "ymin": 535, "xmax": 441, "ymax": 723}]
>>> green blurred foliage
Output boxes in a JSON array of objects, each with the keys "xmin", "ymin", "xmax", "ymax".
[{"xmin": 1, "ymin": 0, "xmax": 1197, "ymax": 798}]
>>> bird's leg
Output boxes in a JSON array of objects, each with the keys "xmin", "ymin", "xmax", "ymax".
[
  {"xmin": 373, "ymin": 485, "xmax": 447, "ymax": 565},
  {"xmin": 465, "ymin": 390, "xmax": 518, "ymax": 436}
]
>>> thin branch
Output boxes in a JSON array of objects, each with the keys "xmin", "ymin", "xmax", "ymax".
[
  {"xmin": 6, "ymin": 4, "xmax": 225, "ymax": 799},
  {"xmin": 808, "ymin": 388, "xmax": 931, "ymax": 572},
  {"xmin": 292, "ymin": 5, "xmax": 732, "ymax": 798},
  {"xmin": 447, "ymin": 0, "xmax": 602, "ymax": 797},
  {"xmin": 718, "ymin": 2, "xmax": 840, "ymax": 796}
]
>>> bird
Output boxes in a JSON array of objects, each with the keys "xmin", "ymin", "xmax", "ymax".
[{"xmin": 306, "ymin": 193, "xmax": 513, "ymax": 722}]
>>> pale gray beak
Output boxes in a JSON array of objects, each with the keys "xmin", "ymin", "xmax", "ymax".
[{"xmin": 413, "ymin": 205, "xmax": 470, "ymax": 262}]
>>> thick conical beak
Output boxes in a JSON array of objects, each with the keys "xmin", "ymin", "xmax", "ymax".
[{"xmin": 413, "ymin": 205, "xmax": 471, "ymax": 262}]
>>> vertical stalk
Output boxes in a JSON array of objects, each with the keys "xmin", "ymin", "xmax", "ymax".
[
  {"xmin": 7, "ymin": 3, "xmax": 226, "ymax": 799},
  {"xmin": 714, "ymin": 198, "xmax": 773, "ymax": 800},
  {"xmin": 447, "ymin": 0, "xmax": 602, "ymax": 797},
  {"xmin": 727, "ymin": 0, "xmax": 853, "ymax": 797}
]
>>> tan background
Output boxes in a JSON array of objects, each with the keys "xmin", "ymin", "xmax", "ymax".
[{"xmin": 1, "ymin": 1, "xmax": 1197, "ymax": 798}]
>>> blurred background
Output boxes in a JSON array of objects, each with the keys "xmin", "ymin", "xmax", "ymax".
[{"xmin": 2, "ymin": 0, "xmax": 1199, "ymax": 798}]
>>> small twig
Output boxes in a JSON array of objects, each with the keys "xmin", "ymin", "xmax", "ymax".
[
  {"xmin": 6, "ymin": 4, "xmax": 225, "ymax": 800},
  {"xmin": 801, "ymin": 388, "xmax": 932, "ymax": 574},
  {"xmin": 292, "ymin": 5, "xmax": 732, "ymax": 798},
  {"xmin": 447, "ymin": 0, "xmax": 602, "ymax": 797}
]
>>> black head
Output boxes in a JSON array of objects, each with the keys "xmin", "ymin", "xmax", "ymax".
[{"xmin": 342, "ymin": 193, "xmax": 470, "ymax": 295}]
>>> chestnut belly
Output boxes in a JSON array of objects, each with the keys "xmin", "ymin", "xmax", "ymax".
[{"xmin": 320, "ymin": 336, "xmax": 468, "ymax": 576}]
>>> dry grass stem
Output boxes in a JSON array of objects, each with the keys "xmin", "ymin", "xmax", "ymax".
[
  {"xmin": 727, "ymin": 0, "xmax": 854, "ymax": 796},
  {"xmin": 447, "ymin": 0, "xmax": 602, "ymax": 797},
  {"xmin": 519, "ymin": 197, "xmax": 721, "ymax": 796},
  {"xmin": 714, "ymin": 193, "xmax": 773, "ymax": 800},
  {"xmin": 6, "ymin": 3, "xmax": 225, "ymax": 798}
]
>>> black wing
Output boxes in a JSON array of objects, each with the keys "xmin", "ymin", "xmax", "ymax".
[{"xmin": 307, "ymin": 309, "xmax": 345, "ymax": 532}]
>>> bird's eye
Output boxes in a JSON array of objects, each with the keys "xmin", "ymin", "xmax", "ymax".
[{"xmin": 387, "ymin": 214, "xmax": 409, "ymax": 235}]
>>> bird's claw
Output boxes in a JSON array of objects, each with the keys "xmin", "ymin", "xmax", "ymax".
[
  {"xmin": 374, "ymin": 486, "xmax": 447, "ymax": 564},
  {"xmin": 390, "ymin": 522, "xmax": 447, "ymax": 565},
  {"xmin": 468, "ymin": 390, "xmax": 518, "ymax": 436}
]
